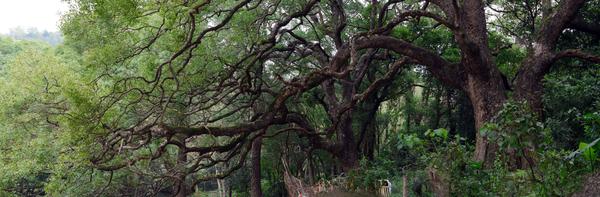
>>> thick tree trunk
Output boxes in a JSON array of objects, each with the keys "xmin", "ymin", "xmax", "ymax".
[
  {"xmin": 358, "ymin": 94, "xmax": 382, "ymax": 161},
  {"xmin": 445, "ymin": 0, "xmax": 510, "ymax": 167},
  {"xmin": 250, "ymin": 136, "xmax": 263, "ymax": 197},
  {"xmin": 466, "ymin": 75, "xmax": 507, "ymax": 167},
  {"xmin": 337, "ymin": 106, "xmax": 360, "ymax": 171},
  {"xmin": 446, "ymin": 89, "xmax": 456, "ymax": 135},
  {"xmin": 514, "ymin": 58, "xmax": 552, "ymax": 115},
  {"xmin": 361, "ymin": 122, "xmax": 377, "ymax": 160},
  {"xmin": 515, "ymin": 0, "xmax": 587, "ymax": 113}
]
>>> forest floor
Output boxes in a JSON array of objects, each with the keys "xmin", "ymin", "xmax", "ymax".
[
  {"xmin": 572, "ymin": 171, "xmax": 600, "ymax": 197},
  {"xmin": 316, "ymin": 190, "xmax": 375, "ymax": 197}
]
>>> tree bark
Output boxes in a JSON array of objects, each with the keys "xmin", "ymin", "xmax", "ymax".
[
  {"xmin": 446, "ymin": 89, "xmax": 456, "ymax": 135},
  {"xmin": 467, "ymin": 75, "xmax": 507, "ymax": 166},
  {"xmin": 174, "ymin": 135, "xmax": 191, "ymax": 197},
  {"xmin": 338, "ymin": 118, "xmax": 360, "ymax": 171},
  {"xmin": 250, "ymin": 136, "xmax": 263, "ymax": 197},
  {"xmin": 428, "ymin": 167, "xmax": 449, "ymax": 197},
  {"xmin": 357, "ymin": 92, "xmax": 383, "ymax": 161},
  {"xmin": 452, "ymin": 0, "xmax": 508, "ymax": 166},
  {"xmin": 515, "ymin": 0, "xmax": 586, "ymax": 113}
]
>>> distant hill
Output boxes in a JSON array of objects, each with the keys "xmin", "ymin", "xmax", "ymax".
[{"xmin": 3, "ymin": 27, "xmax": 63, "ymax": 46}]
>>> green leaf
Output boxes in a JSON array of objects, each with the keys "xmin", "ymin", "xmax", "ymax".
[
  {"xmin": 579, "ymin": 142, "xmax": 597, "ymax": 162},
  {"xmin": 434, "ymin": 128, "xmax": 449, "ymax": 140},
  {"xmin": 469, "ymin": 161, "xmax": 482, "ymax": 169}
]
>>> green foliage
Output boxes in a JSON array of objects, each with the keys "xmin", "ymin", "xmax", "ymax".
[
  {"xmin": 572, "ymin": 137, "xmax": 600, "ymax": 170},
  {"xmin": 544, "ymin": 66, "xmax": 600, "ymax": 148},
  {"xmin": 578, "ymin": 142, "xmax": 598, "ymax": 165},
  {"xmin": 396, "ymin": 133, "xmax": 423, "ymax": 150},
  {"xmin": 0, "ymin": 0, "xmax": 597, "ymax": 196},
  {"xmin": 424, "ymin": 128, "xmax": 449, "ymax": 140},
  {"xmin": 415, "ymin": 101, "xmax": 598, "ymax": 196},
  {"xmin": 481, "ymin": 101, "xmax": 550, "ymax": 152},
  {"xmin": 0, "ymin": 39, "xmax": 96, "ymax": 195},
  {"xmin": 423, "ymin": 137, "xmax": 590, "ymax": 196},
  {"xmin": 348, "ymin": 158, "xmax": 396, "ymax": 191},
  {"xmin": 582, "ymin": 112, "xmax": 600, "ymax": 140}
]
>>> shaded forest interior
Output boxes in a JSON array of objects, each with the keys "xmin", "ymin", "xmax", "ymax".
[{"xmin": 0, "ymin": 0, "xmax": 600, "ymax": 196}]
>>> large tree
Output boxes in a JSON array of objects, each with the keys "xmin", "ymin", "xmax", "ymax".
[{"xmin": 60, "ymin": 0, "xmax": 600, "ymax": 194}]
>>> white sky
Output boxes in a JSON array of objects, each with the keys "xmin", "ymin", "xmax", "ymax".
[{"xmin": 0, "ymin": 0, "xmax": 69, "ymax": 33}]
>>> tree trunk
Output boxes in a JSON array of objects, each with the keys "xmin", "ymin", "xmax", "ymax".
[
  {"xmin": 361, "ymin": 122, "xmax": 377, "ymax": 160},
  {"xmin": 466, "ymin": 74, "xmax": 507, "ymax": 167},
  {"xmin": 174, "ymin": 136, "xmax": 191, "ymax": 197},
  {"xmin": 341, "ymin": 69, "xmax": 361, "ymax": 171},
  {"xmin": 358, "ymin": 93, "xmax": 382, "ymax": 161},
  {"xmin": 250, "ymin": 136, "xmax": 263, "ymax": 197},
  {"xmin": 173, "ymin": 172, "xmax": 189, "ymax": 197},
  {"xmin": 427, "ymin": 167, "xmax": 449, "ymax": 197},
  {"xmin": 514, "ymin": 59, "xmax": 551, "ymax": 115},
  {"xmin": 446, "ymin": 89, "xmax": 456, "ymax": 135},
  {"xmin": 337, "ymin": 107, "xmax": 360, "ymax": 171},
  {"xmin": 449, "ymin": 0, "xmax": 508, "ymax": 167}
]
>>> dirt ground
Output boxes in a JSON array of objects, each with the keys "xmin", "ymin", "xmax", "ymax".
[{"xmin": 572, "ymin": 172, "xmax": 600, "ymax": 197}]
